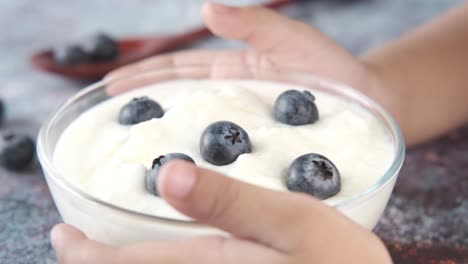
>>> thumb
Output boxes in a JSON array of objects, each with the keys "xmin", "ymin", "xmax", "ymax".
[
  {"xmin": 202, "ymin": 1, "xmax": 314, "ymax": 54},
  {"xmin": 157, "ymin": 160, "xmax": 345, "ymax": 252}
]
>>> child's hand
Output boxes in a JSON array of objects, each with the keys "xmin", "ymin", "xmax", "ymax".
[{"xmin": 51, "ymin": 161, "xmax": 392, "ymax": 264}]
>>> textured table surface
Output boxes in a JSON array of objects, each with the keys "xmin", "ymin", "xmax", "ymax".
[{"xmin": 0, "ymin": 0, "xmax": 467, "ymax": 263}]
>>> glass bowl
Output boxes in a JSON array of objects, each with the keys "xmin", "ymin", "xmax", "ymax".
[{"xmin": 37, "ymin": 64, "xmax": 405, "ymax": 246}]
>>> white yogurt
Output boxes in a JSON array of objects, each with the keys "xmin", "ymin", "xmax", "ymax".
[{"xmin": 53, "ymin": 80, "xmax": 394, "ymax": 221}]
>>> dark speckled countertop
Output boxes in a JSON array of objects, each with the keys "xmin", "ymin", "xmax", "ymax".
[{"xmin": 0, "ymin": 0, "xmax": 467, "ymax": 263}]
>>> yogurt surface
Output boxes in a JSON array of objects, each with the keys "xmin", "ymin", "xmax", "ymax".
[{"xmin": 53, "ymin": 80, "xmax": 394, "ymax": 220}]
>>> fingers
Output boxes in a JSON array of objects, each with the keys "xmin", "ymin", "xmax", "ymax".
[
  {"xmin": 105, "ymin": 50, "xmax": 257, "ymax": 95},
  {"xmin": 105, "ymin": 50, "xmax": 222, "ymax": 81},
  {"xmin": 105, "ymin": 65, "xmax": 211, "ymax": 95},
  {"xmin": 104, "ymin": 2, "xmax": 315, "ymax": 95},
  {"xmin": 105, "ymin": 1, "xmax": 315, "ymax": 94},
  {"xmin": 106, "ymin": 1, "xmax": 301, "ymax": 81},
  {"xmin": 203, "ymin": 2, "xmax": 368, "ymax": 87},
  {"xmin": 51, "ymin": 224, "xmax": 283, "ymax": 264},
  {"xmin": 202, "ymin": 2, "xmax": 312, "ymax": 54},
  {"xmin": 157, "ymin": 161, "xmax": 348, "ymax": 252}
]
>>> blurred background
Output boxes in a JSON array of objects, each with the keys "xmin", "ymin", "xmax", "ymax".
[{"xmin": 1, "ymin": 0, "xmax": 467, "ymax": 263}]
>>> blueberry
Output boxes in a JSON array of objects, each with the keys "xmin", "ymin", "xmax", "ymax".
[
  {"xmin": 274, "ymin": 90, "xmax": 319, "ymax": 125},
  {"xmin": 53, "ymin": 44, "xmax": 91, "ymax": 65},
  {"xmin": 118, "ymin": 97, "xmax": 164, "ymax": 125},
  {"xmin": 82, "ymin": 33, "xmax": 119, "ymax": 62},
  {"xmin": 146, "ymin": 153, "xmax": 195, "ymax": 196},
  {"xmin": 200, "ymin": 121, "xmax": 252, "ymax": 166},
  {"xmin": 287, "ymin": 153, "xmax": 340, "ymax": 199},
  {"xmin": 0, "ymin": 99, "xmax": 4, "ymax": 127},
  {"xmin": 0, "ymin": 132, "xmax": 35, "ymax": 171}
]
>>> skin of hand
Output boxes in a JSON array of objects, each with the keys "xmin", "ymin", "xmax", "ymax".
[{"xmin": 51, "ymin": 161, "xmax": 392, "ymax": 264}]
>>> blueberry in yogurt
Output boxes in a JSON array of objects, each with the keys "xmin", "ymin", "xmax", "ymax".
[
  {"xmin": 200, "ymin": 121, "xmax": 252, "ymax": 166},
  {"xmin": 146, "ymin": 153, "xmax": 195, "ymax": 196},
  {"xmin": 0, "ymin": 132, "xmax": 35, "ymax": 171},
  {"xmin": 287, "ymin": 153, "xmax": 341, "ymax": 199},
  {"xmin": 53, "ymin": 44, "xmax": 91, "ymax": 65},
  {"xmin": 274, "ymin": 90, "xmax": 319, "ymax": 125},
  {"xmin": 118, "ymin": 96, "xmax": 164, "ymax": 125}
]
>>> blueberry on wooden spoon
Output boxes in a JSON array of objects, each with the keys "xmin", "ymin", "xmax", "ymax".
[
  {"xmin": 52, "ymin": 33, "xmax": 119, "ymax": 65},
  {"xmin": 53, "ymin": 44, "xmax": 91, "ymax": 65},
  {"xmin": 82, "ymin": 33, "xmax": 119, "ymax": 62}
]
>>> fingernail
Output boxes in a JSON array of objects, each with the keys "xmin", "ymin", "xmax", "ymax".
[
  {"xmin": 209, "ymin": 2, "xmax": 236, "ymax": 14},
  {"xmin": 159, "ymin": 161, "xmax": 197, "ymax": 199}
]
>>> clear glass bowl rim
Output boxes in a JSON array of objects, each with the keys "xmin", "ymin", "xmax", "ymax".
[{"xmin": 37, "ymin": 65, "xmax": 406, "ymax": 227}]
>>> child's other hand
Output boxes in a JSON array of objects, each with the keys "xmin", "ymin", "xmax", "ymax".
[{"xmin": 51, "ymin": 161, "xmax": 392, "ymax": 264}]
